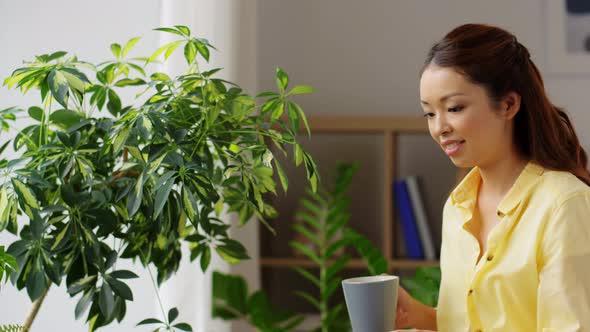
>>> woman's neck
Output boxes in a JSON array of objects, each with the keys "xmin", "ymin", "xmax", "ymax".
[{"xmin": 478, "ymin": 154, "xmax": 529, "ymax": 200}]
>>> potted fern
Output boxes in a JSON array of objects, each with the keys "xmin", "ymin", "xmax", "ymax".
[{"xmin": 0, "ymin": 25, "xmax": 317, "ymax": 331}]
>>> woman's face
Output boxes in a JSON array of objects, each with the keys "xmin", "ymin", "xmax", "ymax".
[{"xmin": 419, "ymin": 64, "xmax": 514, "ymax": 169}]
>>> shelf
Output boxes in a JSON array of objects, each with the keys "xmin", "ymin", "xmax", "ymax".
[
  {"xmin": 300, "ymin": 115, "xmax": 428, "ymax": 132},
  {"xmin": 260, "ymin": 257, "xmax": 439, "ymax": 269}
]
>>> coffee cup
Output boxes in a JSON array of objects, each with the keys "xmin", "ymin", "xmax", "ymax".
[{"xmin": 341, "ymin": 274, "xmax": 399, "ymax": 332}]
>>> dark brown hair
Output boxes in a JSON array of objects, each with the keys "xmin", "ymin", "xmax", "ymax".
[{"xmin": 422, "ymin": 23, "xmax": 590, "ymax": 186}]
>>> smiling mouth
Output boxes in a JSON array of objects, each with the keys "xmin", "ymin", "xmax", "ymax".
[{"xmin": 443, "ymin": 140, "xmax": 465, "ymax": 156}]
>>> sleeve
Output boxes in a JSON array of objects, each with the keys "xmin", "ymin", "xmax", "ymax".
[{"xmin": 537, "ymin": 192, "xmax": 590, "ymax": 332}]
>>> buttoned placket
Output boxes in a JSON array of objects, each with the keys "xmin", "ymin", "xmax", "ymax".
[{"xmin": 466, "ymin": 211, "xmax": 510, "ymax": 332}]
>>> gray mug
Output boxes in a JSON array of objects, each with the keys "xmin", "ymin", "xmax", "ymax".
[{"xmin": 342, "ymin": 275, "xmax": 399, "ymax": 332}]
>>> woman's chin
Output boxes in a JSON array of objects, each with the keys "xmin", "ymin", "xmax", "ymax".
[{"xmin": 449, "ymin": 157, "xmax": 474, "ymax": 169}]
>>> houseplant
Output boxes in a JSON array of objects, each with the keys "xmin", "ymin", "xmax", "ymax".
[
  {"xmin": 0, "ymin": 25, "xmax": 318, "ymax": 331},
  {"xmin": 212, "ymin": 162, "xmax": 389, "ymax": 331}
]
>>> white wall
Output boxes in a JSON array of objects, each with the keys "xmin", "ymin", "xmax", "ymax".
[{"xmin": 257, "ymin": 0, "xmax": 590, "ymax": 148}]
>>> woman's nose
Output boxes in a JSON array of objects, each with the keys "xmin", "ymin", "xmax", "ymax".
[{"xmin": 432, "ymin": 114, "xmax": 452, "ymax": 137}]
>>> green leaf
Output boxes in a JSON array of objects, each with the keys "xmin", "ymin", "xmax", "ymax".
[
  {"xmin": 290, "ymin": 242, "xmax": 321, "ymax": 264},
  {"xmin": 113, "ymin": 126, "xmax": 131, "ymax": 154},
  {"xmin": 345, "ymin": 228, "xmax": 388, "ymax": 275},
  {"xmin": 127, "ymin": 171, "xmax": 144, "ymax": 218},
  {"xmin": 27, "ymin": 106, "xmax": 43, "ymax": 121},
  {"xmin": 324, "ymin": 238, "xmax": 349, "ymax": 261},
  {"xmin": 323, "ymin": 277, "xmax": 343, "ymax": 300},
  {"xmin": 173, "ymin": 323, "xmax": 193, "ymax": 331},
  {"xmin": 68, "ymin": 275, "xmax": 97, "ymax": 296},
  {"xmin": 168, "ymin": 307, "xmax": 179, "ymax": 323},
  {"xmin": 290, "ymin": 101, "xmax": 311, "ymax": 136},
  {"xmin": 48, "ymin": 69, "xmax": 69, "ymax": 108},
  {"xmin": 75, "ymin": 289, "xmax": 94, "ymax": 319},
  {"xmin": 153, "ymin": 173, "xmax": 175, "ymax": 219},
  {"xmin": 99, "ymin": 282, "xmax": 115, "ymax": 318},
  {"xmin": 51, "ymin": 223, "xmax": 70, "ymax": 250},
  {"xmin": 212, "ymin": 271, "xmax": 248, "ymax": 315},
  {"xmin": 0, "ymin": 189, "xmax": 10, "ymax": 231},
  {"xmin": 200, "ymin": 246, "xmax": 211, "ymax": 272},
  {"xmin": 326, "ymin": 214, "xmax": 349, "ymax": 242},
  {"xmin": 26, "ymin": 268, "xmax": 46, "ymax": 301},
  {"xmin": 137, "ymin": 318, "xmax": 164, "ymax": 326},
  {"xmin": 11, "ymin": 178, "xmax": 39, "ymax": 209},
  {"xmin": 184, "ymin": 41, "xmax": 197, "ymax": 64},
  {"xmin": 61, "ymin": 68, "xmax": 89, "ymax": 93},
  {"xmin": 49, "ymin": 109, "xmax": 83, "ymax": 129},
  {"xmin": 326, "ymin": 254, "xmax": 350, "ymax": 281},
  {"xmin": 121, "ymin": 37, "xmax": 141, "ymax": 57},
  {"xmin": 195, "ymin": 40, "xmax": 210, "ymax": 62},
  {"xmin": 293, "ymin": 267, "xmax": 320, "ymax": 288},
  {"xmin": 270, "ymin": 101, "xmax": 285, "ymax": 120},
  {"xmin": 294, "ymin": 144, "xmax": 303, "ymax": 166},
  {"xmin": 114, "ymin": 78, "xmax": 146, "ymax": 87},
  {"xmin": 182, "ymin": 186, "xmax": 199, "ymax": 224},
  {"xmin": 301, "ymin": 198, "xmax": 322, "ymax": 218},
  {"xmin": 110, "ymin": 270, "xmax": 139, "ymax": 279},
  {"xmin": 175, "ymin": 25, "xmax": 191, "ymax": 36},
  {"xmin": 255, "ymin": 91, "xmax": 279, "ymax": 98},
  {"xmin": 287, "ymin": 85, "xmax": 314, "ymax": 96},
  {"xmin": 111, "ymin": 43, "xmax": 122, "ymax": 58},
  {"xmin": 106, "ymin": 88, "xmax": 121, "ymax": 115},
  {"xmin": 296, "ymin": 211, "xmax": 321, "ymax": 231},
  {"xmin": 294, "ymin": 291, "xmax": 320, "ymax": 310},
  {"xmin": 106, "ymin": 276, "xmax": 133, "ymax": 301},
  {"xmin": 293, "ymin": 224, "xmax": 321, "ymax": 247},
  {"xmin": 153, "ymin": 27, "xmax": 184, "ymax": 36},
  {"xmin": 150, "ymin": 40, "xmax": 183, "ymax": 63},
  {"xmin": 276, "ymin": 67, "xmax": 289, "ymax": 92},
  {"xmin": 273, "ymin": 158, "xmax": 288, "ymax": 193},
  {"xmin": 216, "ymin": 239, "xmax": 250, "ymax": 264}
]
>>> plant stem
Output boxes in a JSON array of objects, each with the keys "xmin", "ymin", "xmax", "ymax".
[
  {"xmin": 147, "ymin": 266, "xmax": 169, "ymax": 326},
  {"xmin": 22, "ymin": 284, "xmax": 51, "ymax": 332},
  {"xmin": 320, "ymin": 205, "xmax": 328, "ymax": 332}
]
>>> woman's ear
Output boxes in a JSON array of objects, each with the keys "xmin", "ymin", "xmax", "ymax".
[{"xmin": 501, "ymin": 92, "xmax": 521, "ymax": 120}]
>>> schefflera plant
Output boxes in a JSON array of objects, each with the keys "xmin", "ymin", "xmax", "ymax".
[{"xmin": 0, "ymin": 25, "xmax": 318, "ymax": 331}]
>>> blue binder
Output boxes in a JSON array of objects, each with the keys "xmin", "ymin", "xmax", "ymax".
[{"xmin": 394, "ymin": 180, "xmax": 424, "ymax": 259}]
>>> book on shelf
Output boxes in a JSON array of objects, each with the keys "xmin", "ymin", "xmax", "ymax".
[
  {"xmin": 393, "ymin": 176, "xmax": 437, "ymax": 260},
  {"xmin": 405, "ymin": 176, "xmax": 436, "ymax": 260},
  {"xmin": 393, "ymin": 179, "xmax": 424, "ymax": 259}
]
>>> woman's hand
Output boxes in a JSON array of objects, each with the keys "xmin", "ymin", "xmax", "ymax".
[
  {"xmin": 391, "ymin": 286, "xmax": 437, "ymax": 331},
  {"xmin": 395, "ymin": 286, "xmax": 416, "ymax": 328}
]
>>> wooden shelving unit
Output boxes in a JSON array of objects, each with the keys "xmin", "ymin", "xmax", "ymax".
[{"xmin": 260, "ymin": 258, "xmax": 440, "ymax": 269}]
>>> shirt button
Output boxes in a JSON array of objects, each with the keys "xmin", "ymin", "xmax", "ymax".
[
  {"xmin": 487, "ymin": 254, "xmax": 494, "ymax": 261},
  {"xmin": 468, "ymin": 289, "xmax": 474, "ymax": 295},
  {"xmin": 474, "ymin": 329, "xmax": 483, "ymax": 332},
  {"xmin": 497, "ymin": 211, "xmax": 503, "ymax": 217}
]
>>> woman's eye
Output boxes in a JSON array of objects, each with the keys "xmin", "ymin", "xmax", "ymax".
[
  {"xmin": 423, "ymin": 112, "xmax": 434, "ymax": 118},
  {"xmin": 448, "ymin": 106, "xmax": 463, "ymax": 112}
]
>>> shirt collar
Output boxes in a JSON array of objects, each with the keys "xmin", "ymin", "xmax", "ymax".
[{"xmin": 451, "ymin": 161, "xmax": 545, "ymax": 218}]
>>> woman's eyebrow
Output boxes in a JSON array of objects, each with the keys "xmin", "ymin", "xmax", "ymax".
[{"xmin": 420, "ymin": 92, "xmax": 467, "ymax": 105}]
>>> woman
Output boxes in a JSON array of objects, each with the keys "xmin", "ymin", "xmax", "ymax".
[{"xmin": 393, "ymin": 23, "xmax": 590, "ymax": 331}]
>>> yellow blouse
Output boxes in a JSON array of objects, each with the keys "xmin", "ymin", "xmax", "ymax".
[{"xmin": 437, "ymin": 161, "xmax": 590, "ymax": 332}]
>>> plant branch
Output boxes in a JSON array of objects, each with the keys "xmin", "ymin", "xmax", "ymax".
[
  {"xmin": 22, "ymin": 284, "xmax": 51, "ymax": 332},
  {"xmin": 147, "ymin": 265, "xmax": 169, "ymax": 326}
]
